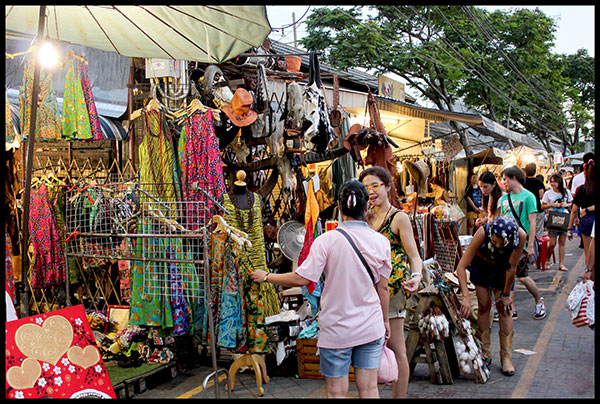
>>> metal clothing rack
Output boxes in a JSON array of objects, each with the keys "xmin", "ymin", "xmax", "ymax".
[{"xmin": 63, "ymin": 181, "xmax": 230, "ymax": 398}]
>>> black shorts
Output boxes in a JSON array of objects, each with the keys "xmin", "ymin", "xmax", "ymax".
[{"xmin": 469, "ymin": 255, "xmax": 508, "ymax": 290}]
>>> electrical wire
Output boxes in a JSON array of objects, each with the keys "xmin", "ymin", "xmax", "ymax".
[
  {"xmin": 460, "ymin": 6, "xmax": 564, "ymax": 115},
  {"xmin": 432, "ymin": 5, "xmax": 562, "ymax": 121},
  {"xmin": 397, "ymin": 5, "xmax": 564, "ymax": 137},
  {"xmin": 470, "ymin": 6, "xmax": 567, "ymax": 104},
  {"xmin": 269, "ymin": 6, "xmax": 311, "ymax": 30}
]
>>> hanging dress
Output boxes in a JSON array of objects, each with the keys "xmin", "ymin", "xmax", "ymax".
[
  {"xmin": 79, "ymin": 61, "xmax": 104, "ymax": 141},
  {"xmin": 222, "ymin": 193, "xmax": 272, "ymax": 353},
  {"xmin": 19, "ymin": 57, "xmax": 62, "ymax": 141},
  {"xmin": 178, "ymin": 109, "xmax": 226, "ymax": 230},
  {"xmin": 29, "ymin": 184, "xmax": 66, "ymax": 289},
  {"xmin": 205, "ymin": 232, "xmax": 247, "ymax": 350},
  {"xmin": 62, "ymin": 58, "xmax": 93, "ymax": 140},
  {"xmin": 129, "ymin": 109, "xmax": 176, "ymax": 329}
]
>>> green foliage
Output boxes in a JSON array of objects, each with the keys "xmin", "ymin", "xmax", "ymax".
[{"xmin": 299, "ymin": 5, "xmax": 593, "ymax": 153}]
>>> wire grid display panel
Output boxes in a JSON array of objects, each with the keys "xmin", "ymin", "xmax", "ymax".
[
  {"xmin": 433, "ymin": 221, "xmax": 459, "ymax": 273},
  {"xmin": 64, "ymin": 182, "xmax": 215, "ymax": 302}
]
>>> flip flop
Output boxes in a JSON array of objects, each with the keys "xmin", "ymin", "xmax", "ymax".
[{"xmin": 558, "ymin": 265, "xmax": 568, "ymax": 271}]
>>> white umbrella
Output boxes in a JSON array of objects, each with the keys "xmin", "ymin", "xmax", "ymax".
[{"xmin": 5, "ymin": 5, "xmax": 271, "ymax": 63}]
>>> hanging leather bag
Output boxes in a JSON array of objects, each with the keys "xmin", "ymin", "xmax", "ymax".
[
  {"xmin": 250, "ymin": 62, "xmax": 273, "ymax": 139},
  {"xmin": 302, "ymin": 51, "xmax": 335, "ymax": 153}
]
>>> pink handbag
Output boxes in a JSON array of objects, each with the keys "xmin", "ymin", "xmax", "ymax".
[{"xmin": 377, "ymin": 341, "xmax": 398, "ymax": 384}]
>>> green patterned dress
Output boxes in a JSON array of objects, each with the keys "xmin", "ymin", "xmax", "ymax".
[{"xmin": 377, "ymin": 210, "xmax": 411, "ymax": 304}]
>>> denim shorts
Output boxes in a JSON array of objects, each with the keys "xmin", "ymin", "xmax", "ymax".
[
  {"xmin": 548, "ymin": 230, "xmax": 567, "ymax": 238},
  {"xmin": 319, "ymin": 337, "xmax": 385, "ymax": 378}
]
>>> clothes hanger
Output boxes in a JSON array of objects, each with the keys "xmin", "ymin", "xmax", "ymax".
[
  {"xmin": 60, "ymin": 49, "xmax": 88, "ymax": 70},
  {"xmin": 212, "ymin": 215, "xmax": 252, "ymax": 247}
]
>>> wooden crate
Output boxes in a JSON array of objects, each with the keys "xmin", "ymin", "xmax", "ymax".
[{"xmin": 296, "ymin": 338, "xmax": 355, "ymax": 381}]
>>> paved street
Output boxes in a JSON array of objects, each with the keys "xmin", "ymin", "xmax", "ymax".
[{"xmin": 135, "ymin": 237, "xmax": 594, "ymax": 399}]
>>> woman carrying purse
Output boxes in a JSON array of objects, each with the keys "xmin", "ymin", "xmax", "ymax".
[
  {"xmin": 250, "ymin": 180, "xmax": 392, "ymax": 398},
  {"xmin": 541, "ymin": 174, "xmax": 572, "ymax": 271}
]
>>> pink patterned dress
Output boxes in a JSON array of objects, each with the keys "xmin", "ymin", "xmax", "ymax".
[
  {"xmin": 29, "ymin": 184, "xmax": 66, "ymax": 288},
  {"xmin": 178, "ymin": 109, "xmax": 226, "ymax": 229}
]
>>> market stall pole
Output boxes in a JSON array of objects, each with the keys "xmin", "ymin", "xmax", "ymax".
[{"xmin": 19, "ymin": 5, "xmax": 47, "ymax": 317}]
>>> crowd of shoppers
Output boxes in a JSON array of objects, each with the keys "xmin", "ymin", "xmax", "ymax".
[{"xmin": 249, "ymin": 153, "xmax": 593, "ymax": 395}]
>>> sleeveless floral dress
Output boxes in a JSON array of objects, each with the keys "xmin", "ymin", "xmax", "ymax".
[
  {"xmin": 62, "ymin": 58, "xmax": 93, "ymax": 140},
  {"xmin": 377, "ymin": 210, "xmax": 411, "ymax": 300}
]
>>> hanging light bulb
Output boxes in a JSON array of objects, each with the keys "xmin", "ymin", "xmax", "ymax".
[{"xmin": 39, "ymin": 41, "xmax": 58, "ymax": 68}]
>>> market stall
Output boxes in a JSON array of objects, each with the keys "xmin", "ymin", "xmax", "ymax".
[{"xmin": 5, "ymin": 5, "xmax": 276, "ymax": 399}]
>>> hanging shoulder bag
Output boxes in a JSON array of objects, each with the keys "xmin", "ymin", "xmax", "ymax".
[{"xmin": 546, "ymin": 205, "xmax": 570, "ymax": 232}]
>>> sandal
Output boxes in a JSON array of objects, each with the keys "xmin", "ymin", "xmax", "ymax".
[{"xmin": 558, "ymin": 265, "xmax": 568, "ymax": 271}]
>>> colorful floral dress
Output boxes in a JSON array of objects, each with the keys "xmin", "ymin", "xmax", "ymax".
[
  {"xmin": 130, "ymin": 110, "xmax": 177, "ymax": 329},
  {"xmin": 19, "ymin": 57, "xmax": 62, "ymax": 141},
  {"xmin": 62, "ymin": 58, "xmax": 93, "ymax": 140},
  {"xmin": 377, "ymin": 210, "xmax": 411, "ymax": 301},
  {"xmin": 177, "ymin": 109, "xmax": 226, "ymax": 229},
  {"xmin": 206, "ymin": 232, "xmax": 247, "ymax": 350},
  {"xmin": 79, "ymin": 61, "xmax": 103, "ymax": 140},
  {"xmin": 29, "ymin": 184, "xmax": 66, "ymax": 289}
]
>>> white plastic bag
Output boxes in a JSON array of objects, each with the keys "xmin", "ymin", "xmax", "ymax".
[
  {"xmin": 377, "ymin": 344, "xmax": 398, "ymax": 384},
  {"xmin": 566, "ymin": 280, "xmax": 594, "ymax": 319}
]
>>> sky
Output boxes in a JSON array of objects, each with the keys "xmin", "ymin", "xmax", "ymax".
[{"xmin": 265, "ymin": 5, "xmax": 595, "ymax": 57}]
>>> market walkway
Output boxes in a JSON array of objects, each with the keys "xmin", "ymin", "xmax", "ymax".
[{"xmin": 134, "ymin": 238, "xmax": 595, "ymax": 399}]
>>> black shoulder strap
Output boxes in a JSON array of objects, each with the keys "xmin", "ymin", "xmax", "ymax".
[
  {"xmin": 507, "ymin": 194, "xmax": 526, "ymax": 231},
  {"xmin": 335, "ymin": 228, "xmax": 375, "ymax": 285}
]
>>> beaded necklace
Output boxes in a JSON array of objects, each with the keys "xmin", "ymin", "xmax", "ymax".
[{"xmin": 229, "ymin": 190, "xmax": 254, "ymax": 232}]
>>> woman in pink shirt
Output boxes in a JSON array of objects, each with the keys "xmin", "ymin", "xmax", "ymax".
[{"xmin": 251, "ymin": 180, "xmax": 392, "ymax": 398}]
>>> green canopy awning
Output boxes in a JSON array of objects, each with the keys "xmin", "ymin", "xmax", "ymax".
[{"xmin": 5, "ymin": 5, "xmax": 271, "ymax": 63}]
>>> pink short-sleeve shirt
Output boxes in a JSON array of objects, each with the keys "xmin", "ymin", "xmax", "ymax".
[{"xmin": 295, "ymin": 220, "xmax": 392, "ymax": 349}]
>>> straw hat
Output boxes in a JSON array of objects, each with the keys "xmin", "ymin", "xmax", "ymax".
[
  {"xmin": 444, "ymin": 270, "xmax": 475, "ymax": 291},
  {"xmin": 404, "ymin": 160, "xmax": 430, "ymax": 196},
  {"xmin": 222, "ymin": 88, "xmax": 258, "ymax": 127}
]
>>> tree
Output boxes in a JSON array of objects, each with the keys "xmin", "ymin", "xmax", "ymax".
[
  {"xmin": 301, "ymin": 6, "xmax": 586, "ymax": 153},
  {"xmin": 556, "ymin": 49, "xmax": 595, "ymax": 153}
]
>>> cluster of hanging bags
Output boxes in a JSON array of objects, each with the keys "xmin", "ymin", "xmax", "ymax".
[{"xmin": 566, "ymin": 280, "xmax": 594, "ymax": 328}]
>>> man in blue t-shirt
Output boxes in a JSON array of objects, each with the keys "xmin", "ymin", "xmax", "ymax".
[{"xmin": 499, "ymin": 165, "xmax": 546, "ymax": 321}]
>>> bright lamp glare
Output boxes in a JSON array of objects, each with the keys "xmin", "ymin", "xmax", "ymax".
[{"xmin": 39, "ymin": 42, "xmax": 58, "ymax": 67}]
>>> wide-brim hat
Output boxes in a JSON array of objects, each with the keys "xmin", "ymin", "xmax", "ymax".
[
  {"xmin": 444, "ymin": 270, "xmax": 475, "ymax": 291},
  {"xmin": 343, "ymin": 123, "xmax": 365, "ymax": 150},
  {"xmin": 404, "ymin": 160, "xmax": 430, "ymax": 195},
  {"xmin": 222, "ymin": 88, "xmax": 258, "ymax": 127}
]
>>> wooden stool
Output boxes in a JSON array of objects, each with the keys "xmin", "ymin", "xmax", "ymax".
[{"xmin": 227, "ymin": 353, "xmax": 270, "ymax": 397}]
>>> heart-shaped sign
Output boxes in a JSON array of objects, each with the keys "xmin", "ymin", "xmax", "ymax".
[
  {"xmin": 67, "ymin": 345, "xmax": 100, "ymax": 369},
  {"xmin": 6, "ymin": 358, "xmax": 42, "ymax": 390},
  {"xmin": 15, "ymin": 315, "xmax": 73, "ymax": 365}
]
